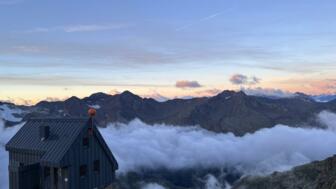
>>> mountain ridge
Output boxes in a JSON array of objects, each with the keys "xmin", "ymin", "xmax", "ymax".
[
  {"xmin": 232, "ymin": 155, "xmax": 336, "ymax": 189},
  {"xmin": 1, "ymin": 90, "xmax": 336, "ymax": 136}
]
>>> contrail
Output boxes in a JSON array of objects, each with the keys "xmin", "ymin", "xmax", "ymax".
[{"xmin": 175, "ymin": 11, "xmax": 224, "ymax": 31}]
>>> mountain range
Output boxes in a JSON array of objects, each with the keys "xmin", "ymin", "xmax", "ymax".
[{"xmin": 1, "ymin": 90, "xmax": 336, "ymax": 136}]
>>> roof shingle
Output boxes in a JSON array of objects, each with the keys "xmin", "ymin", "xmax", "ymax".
[{"xmin": 6, "ymin": 118, "xmax": 88, "ymax": 164}]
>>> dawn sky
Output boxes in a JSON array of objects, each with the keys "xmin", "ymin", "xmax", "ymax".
[{"xmin": 0, "ymin": 0, "xmax": 336, "ymax": 104}]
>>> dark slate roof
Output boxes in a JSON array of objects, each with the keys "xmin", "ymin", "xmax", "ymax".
[{"xmin": 6, "ymin": 118, "xmax": 118, "ymax": 168}]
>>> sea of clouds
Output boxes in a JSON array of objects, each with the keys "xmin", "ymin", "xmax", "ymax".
[
  {"xmin": 1, "ymin": 109, "xmax": 336, "ymax": 188},
  {"xmin": 101, "ymin": 111, "xmax": 336, "ymax": 175}
]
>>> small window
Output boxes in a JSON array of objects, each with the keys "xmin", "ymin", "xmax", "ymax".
[
  {"xmin": 79, "ymin": 165, "xmax": 87, "ymax": 177},
  {"xmin": 88, "ymin": 127, "xmax": 93, "ymax": 135},
  {"xmin": 82, "ymin": 137, "xmax": 89, "ymax": 147},
  {"xmin": 93, "ymin": 160, "xmax": 100, "ymax": 173},
  {"xmin": 44, "ymin": 167, "xmax": 50, "ymax": 177}
]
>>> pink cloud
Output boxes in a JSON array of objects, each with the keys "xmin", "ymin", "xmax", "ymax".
[{"xmin": 175, "ymin": 80, "xmax": 202, "ymax": 89}]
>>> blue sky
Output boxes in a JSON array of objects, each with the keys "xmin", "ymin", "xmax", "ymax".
[{"xmin": 0, "ymin": 0, "xmax": 336, "ymax": 104}]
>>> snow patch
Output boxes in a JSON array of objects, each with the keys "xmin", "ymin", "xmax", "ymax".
[{"xmin": 0, "ymin": 104, "xmax": 23, "ymax": 122}]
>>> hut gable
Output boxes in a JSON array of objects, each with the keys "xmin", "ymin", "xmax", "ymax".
[{"xmin": 5, "ymin": 116, "xmax": 118, "ymax": 189}]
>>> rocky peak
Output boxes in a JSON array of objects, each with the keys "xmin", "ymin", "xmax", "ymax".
[
  {"xmin": 215, "ymin": 90, "xmax": 246, "ymax": 98},
  {"xmin": 65, "ymin": 96, "xmax": 81, "ymax": 103},
  {"xmin": 118, "ymin": 90, "xmax": 142, "ymax": 101},
  {"xmin": 85, "ymin": 92, "xmax": 110, "ymax": 102}
]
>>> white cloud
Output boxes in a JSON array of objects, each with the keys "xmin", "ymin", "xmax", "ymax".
[
  {"xmin": 100, "ymin": 112, "xmax": 336, "ymax": 176},
  {"xmin": 0, "ymin": 120, "xmax": 23, "ymax": 188},
  {"xmin": 0, "ymin": 104, "xmax": 23, "ymax": 122},
  {"xmin": 204, "ymin": 174, "xmax": 230, "ymax": 189},
  {"xmin": 242, "ymin": 87, "xmax": 295, "ymax": 98},
  {"xmin": 318, "ymin": 111, "xmax": 336, "ymax": 131},
  {"xmin": 142, "ymin": 183, "xmax": 166, "ymax": 189}
]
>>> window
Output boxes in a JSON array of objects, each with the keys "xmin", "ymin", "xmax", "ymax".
[
  {"xmin": 82, "ymin": 137, "xmax": 89, "ymax": 147},
  {"xmin": 88, "ymin": 127, "xmax": 93, "ymax": 135},
  {"xmin": 93, "ymin": 160, "xmax": 100, "ymax": 173},
  {"xmin": 79, "ymin": 165, "xmax": 87, "ymax": 177},
  {"xmin": 44, "ymin": 167, "xmax": 50, "ymax": 177}
]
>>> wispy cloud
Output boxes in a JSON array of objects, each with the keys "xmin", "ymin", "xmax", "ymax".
[
  {"xmin": 23, "ymin": 24, "xmax": 129, "ymax": 33},
  {"xmin": 175, "ymin": 11, "xmax": 224, "ymax": 31}
]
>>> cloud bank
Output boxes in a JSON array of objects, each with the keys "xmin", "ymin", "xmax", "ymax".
[
  {"xmin": 241, "ymin": 87, "xmax": 295, "ymax": 99},
  {"xmin": 1, "ymin": 109, "xmax": 336, "ymax": 188},
  {"xmin": 100, "ymin": 111, "xmax": 336, "ymax": 176}
]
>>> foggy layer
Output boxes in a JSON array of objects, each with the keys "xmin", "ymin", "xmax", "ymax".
[
  {"xmin": 1, "ymin": 111, "xmax": 336, "ymax": 188},
  {"xmin": 100, "ymin": 111, "xmax": 336, "ymax": 175}
]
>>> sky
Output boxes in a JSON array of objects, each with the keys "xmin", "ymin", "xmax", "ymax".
[{"xmin": 0, "ymin": 0, "xmax": 336, "ymax": 104}]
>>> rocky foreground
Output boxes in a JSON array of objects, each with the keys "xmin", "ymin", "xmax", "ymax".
[{"xmin": 233, "ymin": 155, "xmax": 336, "ymax": 189}]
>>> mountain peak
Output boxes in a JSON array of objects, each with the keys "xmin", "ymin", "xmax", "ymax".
[
  {"xmin": 65, "ymin": 96, "xmax": 81, "ymax": 102},
  {"xmin": 216, "ymin": 90, "xmax": 246, "ymax": 98},
  {"xmin": 119, "ymin": 90, "xmax": 142, "ymax": 101},
  {"xmin": 120, "ymin": 90, "xmax": 134, "ymax": 95},
  {"xmin": 87, "ymin": 92, "xmax": 111, "ymax": 101}
]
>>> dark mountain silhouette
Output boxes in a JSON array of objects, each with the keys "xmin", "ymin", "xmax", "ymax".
[{"xmin": 7, "ymin": 90, "xmax": 332, "ymax": 136}]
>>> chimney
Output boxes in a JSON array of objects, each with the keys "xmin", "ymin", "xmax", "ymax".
[{"xmin": 39, "ymin": 125, "xmax": 50, "ymax": 141}]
